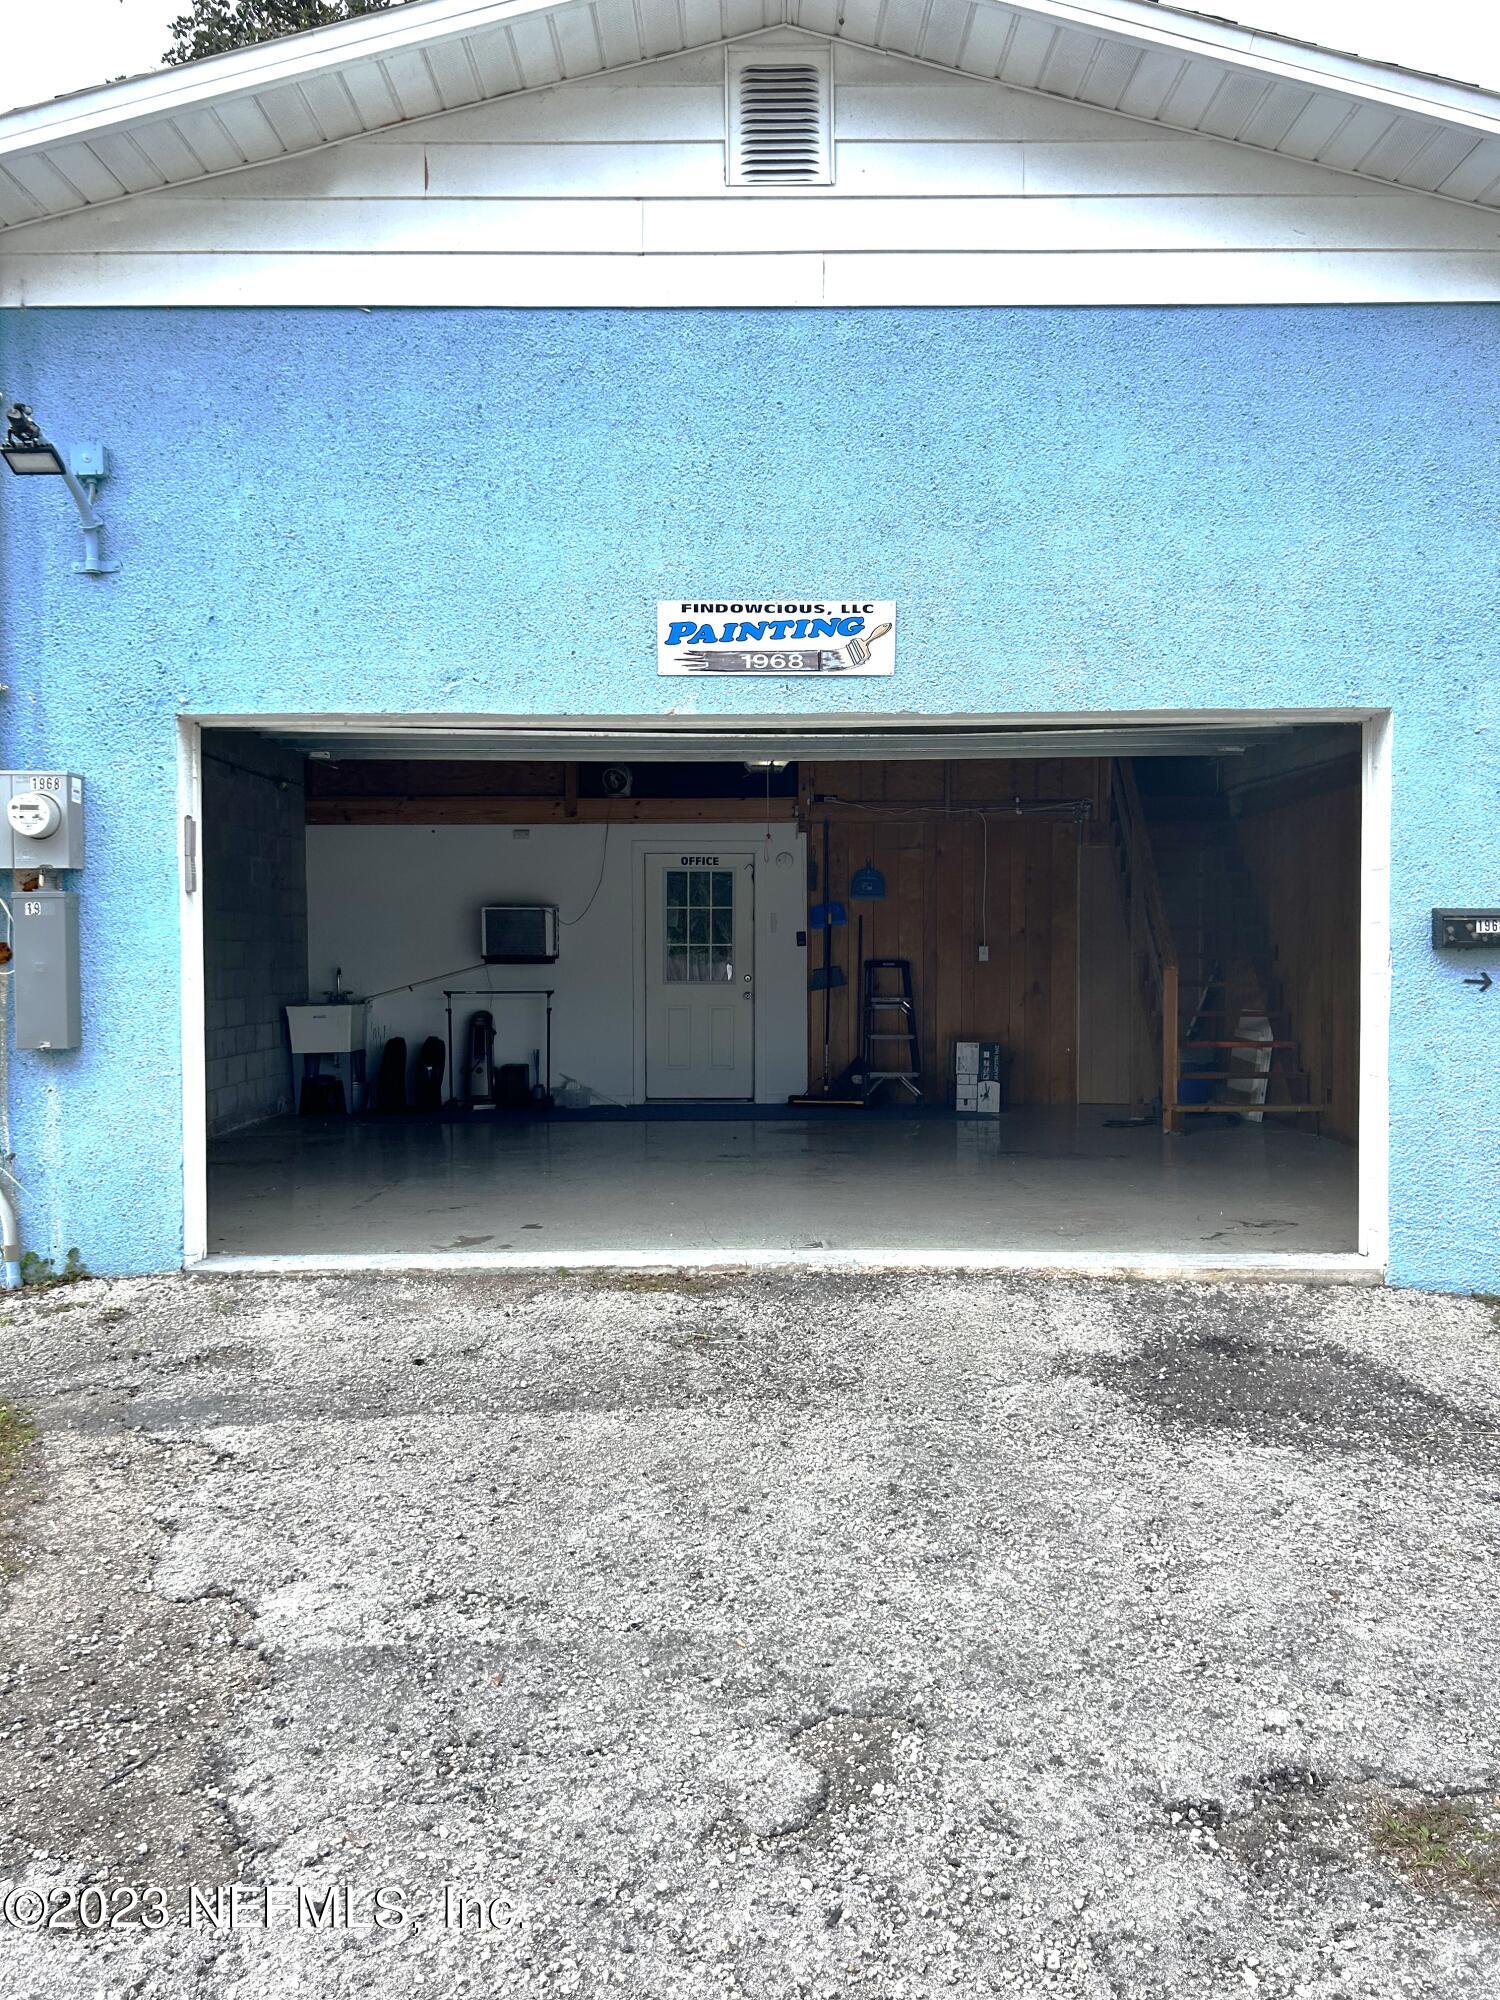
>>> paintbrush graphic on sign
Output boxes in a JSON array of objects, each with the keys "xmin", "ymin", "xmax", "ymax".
[{"xmin": 843, "ymin": 622, "xmax": 892, "ymax": 668}]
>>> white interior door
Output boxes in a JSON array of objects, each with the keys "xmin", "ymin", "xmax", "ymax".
[{"xmin": 645, "ymin": 853, "xmax": 754, "ymax": 1099}]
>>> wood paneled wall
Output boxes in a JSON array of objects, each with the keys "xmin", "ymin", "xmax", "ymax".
[
  {"xmin": 801, "ymin": 760, "xmax": 1094, "ymax": 1105},
  {"xmin": 1076, "ymin": 840, "xmax": 1135, "ymax": 1104},
  {"xmin": 1234, "ymin": 777, "xmax": 1361, "ymax": 1143}
]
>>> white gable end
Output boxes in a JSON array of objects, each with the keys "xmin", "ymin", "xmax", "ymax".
[{"xmin": 4, "ymin": 31, "xmax": 1498, "ymax": 306}]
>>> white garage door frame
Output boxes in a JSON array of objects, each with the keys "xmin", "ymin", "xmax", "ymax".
[{"xmin": 177, "ymin": 707, "xmax": 1392, "ymax": 1283}]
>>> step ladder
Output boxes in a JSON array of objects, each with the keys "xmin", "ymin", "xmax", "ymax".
[{"xmin": 862, "ymin": 958, "xmax": 922, "ymax": 1102}]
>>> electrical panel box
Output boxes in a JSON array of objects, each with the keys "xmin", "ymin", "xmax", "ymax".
[
  {"xmin": 5, "ymin": 771, "xmax": 85, "ymax": 871},
  {"xmin": 1432, "ymin": 908, "xmax": 1500, "ymax": 949},
  {"xmin": 12, "ymin": 890, "xmax": 81, "ymax": 1050}
]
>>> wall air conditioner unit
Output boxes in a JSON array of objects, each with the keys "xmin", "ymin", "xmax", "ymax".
[{"xmin": 481, "ymin": 904, "xmax": 560, "ymax": 964}]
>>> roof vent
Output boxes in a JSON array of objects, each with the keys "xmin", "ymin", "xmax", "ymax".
[{"xmin": 727, "ymin": 50, "xmax": 832, "ymax": 187}]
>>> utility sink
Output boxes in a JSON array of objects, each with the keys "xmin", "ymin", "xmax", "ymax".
[{"xmin": 286, "ymin": 1003, "xmax": 366, "ymax": 1055}]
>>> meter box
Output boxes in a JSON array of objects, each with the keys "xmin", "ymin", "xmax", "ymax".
[
  {"xmin": 1431, "ymin": 909, "xmax": 1500, "ymax": 949},
  {"xmin": 5, "ymin": 772, "xmax": 85, "ymax": 870},
  {"xmin": 12, "ymin": 890, "xmax": 81, "ymax": 1050}
]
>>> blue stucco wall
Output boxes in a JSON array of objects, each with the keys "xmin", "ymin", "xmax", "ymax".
[{"xmin": 0, "ymin": 306, "xmax": 1496, "ymax": 1286}]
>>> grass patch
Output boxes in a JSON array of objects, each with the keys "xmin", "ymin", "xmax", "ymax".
[
  {"xmin": 1373, "ymin": 1798, "xmax": 1500, "ymax": 1909},
  {"xmin": 590, "ymin": 1271, "xmax": 716, "ymax": 1294},
  {"xmin": 0, "ymin": 1400, "xmax": 35, "ymax": 1485},
  {"xmin": 669, "ymin": 1328, "xmax": 715, "ymax": 1353},
  {"xmin": 21, "ymin": 1247, "xmax": 89, "ymax": 1290}
]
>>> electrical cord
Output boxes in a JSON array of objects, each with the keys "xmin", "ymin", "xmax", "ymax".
[
  {"xmin": 202, "ymin": 748, "xmax": 298, "ymax": 791},
  {"xmin": 809, "ymin": 794, "xmax": 1090, "ymax": 963},
  {"xmin": 361, "ymin": 959, "xmax": 489, "ymax": 1003},
  {"xmin": 346, "ymin": 823, "xmax": 614, "ymax": 1000},
  {"xmin": 977, "ymin": 810, "xmax": 989, "ymax": 955},
  {"xmin": 560, "ymin": 820, "xmax": 610, "ymax": 926}
]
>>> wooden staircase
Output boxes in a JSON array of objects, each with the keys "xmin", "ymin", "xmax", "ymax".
[
  {"xmin": 1144, "ymin": 786, "xmax": 1315, "ymax": 1126},
  {"xmin": 1106, "ymin": 763, "xmax": 1317, "ymax": 1132}
]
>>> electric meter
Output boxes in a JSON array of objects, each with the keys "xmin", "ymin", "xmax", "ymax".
[
  {"xmin": 7, "ymin": 793, "xmax": 62, "ymax": 842},
  {"xmin": 3, "ymin": 774, "xmax": 86, "ymax": 869}
]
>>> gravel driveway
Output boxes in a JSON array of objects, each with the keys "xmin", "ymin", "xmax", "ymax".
[{"xmin": 1, "ymin": 1270, "xmax": 1498, "ymax": 1999}]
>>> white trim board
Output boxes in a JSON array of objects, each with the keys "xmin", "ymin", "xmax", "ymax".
[
  {"xmin": 189, "ymin": 1248, "xmax": 1385, "ymax": 1283},
  {"xmin": 177, "ymin": 718, "xmax": 208, "ymax": 1267},
  {"xmin": 6, "ymin": 249, "xmax": 1492, "ymax": 306},
  {"xmin": 1357, "ymin": 711, "xmax": 1393, "ymax": 1274},
  {"xmin": 7, "ymin": 17, "xmax": 1500, "ymax": 305}
]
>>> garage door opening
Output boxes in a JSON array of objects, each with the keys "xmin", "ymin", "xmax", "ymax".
[{"xmin": 184, "ymin": 715, "xmax": 1383, "ymax": 1276}]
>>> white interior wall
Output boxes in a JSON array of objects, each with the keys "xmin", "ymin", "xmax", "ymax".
[{"xmin": 306, "ymin": 820, "xmax": 809, "ymax": 1105}]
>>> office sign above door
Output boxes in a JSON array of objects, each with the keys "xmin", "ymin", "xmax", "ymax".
[{"xmin": 658, "ymin": 602, "xmax": 895, "ymax": 676}]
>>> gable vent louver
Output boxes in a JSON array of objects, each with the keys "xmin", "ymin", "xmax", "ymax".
[{"xmin": 728, "ymin": 53, "xmax": 832, "ymax": 187}]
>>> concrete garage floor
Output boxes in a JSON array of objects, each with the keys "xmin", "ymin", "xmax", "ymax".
[
  {"xmin": 207, "ymin": 1109, "xmax": 1358, "ymax": 1264},
  {"xmin": 0, "ymin": 1270, "xmax": 1498, "ymax": 2000}
]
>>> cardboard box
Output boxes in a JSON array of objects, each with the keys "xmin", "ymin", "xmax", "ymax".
[
  {"xmin": 978, "ymin": 1043, "xmax": 1002, "ymax": 1082},
  {"xmin": 953, "ymin": 1040, "xmax": 979, "ymax": 1078},
  {"xmin": 976, "ymin": 1079, "xmax": 1002, "ymax": 1116},
  {"xmin": 955, "ymin": 1084, "xmax": 979, "ymax": 1113}
]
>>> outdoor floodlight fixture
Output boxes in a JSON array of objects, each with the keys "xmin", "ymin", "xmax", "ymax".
[{"xmin": 2, "ymin": 404, "xmax": 119, "ymax": 576}]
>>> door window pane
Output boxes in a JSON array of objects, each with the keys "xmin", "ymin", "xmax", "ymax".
[{"xmin": 663, "ymin": 865, "xmax": 737, "ymax": 982}]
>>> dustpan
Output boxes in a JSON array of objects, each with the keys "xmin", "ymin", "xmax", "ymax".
[{"xmin": 850, "ymin": 862, "xmax": 886, "ymax": 899}]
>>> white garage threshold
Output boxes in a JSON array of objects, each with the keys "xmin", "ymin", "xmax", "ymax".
[
  {"xmin": 192, "ymin": 1248, "xmax": 1379, "ymax": 1284},
  {"xmin": 194, "ymin": 1110, "xmax": 1379, "ymax": 1286}
]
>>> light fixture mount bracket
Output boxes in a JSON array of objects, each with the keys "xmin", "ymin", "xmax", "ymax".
[{"xmin": 3, "ymin": 404, "xmax": 119, "ymax": 577}]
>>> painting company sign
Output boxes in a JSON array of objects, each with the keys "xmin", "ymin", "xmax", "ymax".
[{"xmin": 657, "ymin": 601, "xmax": 895, "ymax": 677}]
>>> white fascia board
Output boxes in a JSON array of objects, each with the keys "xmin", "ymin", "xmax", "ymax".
[
  {"xmin": 1046, "ymin": 0, "xmax": 1500, "ymax": 132},
  {"xmin": 5, "ymin": 0, "xmax": 1500, "ymax": 160},
  {"xmin": 0, "ymin": 0, "xmax": 560, "ymax": 157}
]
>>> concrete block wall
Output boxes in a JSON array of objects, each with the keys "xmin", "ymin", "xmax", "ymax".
[{"xmin": 201, "ymin": 734, "xmax": 307, "ymax": 1135}]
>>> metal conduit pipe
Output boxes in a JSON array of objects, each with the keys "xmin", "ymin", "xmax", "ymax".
[
  {"xmin": 0, "ymin": 1182, "xmax": 18, "ymax": 1291},
  {"xmin": 0, "ymin": 899, "xmax": 20, "ymax": 1288}
]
